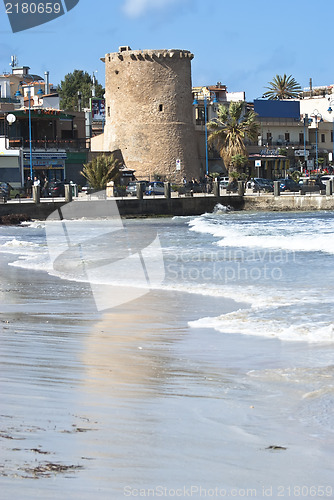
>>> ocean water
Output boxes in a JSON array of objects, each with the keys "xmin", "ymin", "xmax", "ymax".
[{"xmin": 0, "ymin": 207, "xmax": 333, "ymax": 499}]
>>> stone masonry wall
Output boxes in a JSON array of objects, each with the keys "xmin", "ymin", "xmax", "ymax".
[{"xmin": 102, "ymin": 47, "xmax": 201, "ymax": 182}]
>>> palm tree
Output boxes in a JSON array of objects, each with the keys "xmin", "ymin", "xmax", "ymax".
[
  {"xmin": 230, "ymin": 154, "xmax": 248, "ymax": 175},
  {"xmin": 263, "ymin": 74, "xmax": 301, "ymax": 100},
  {"xmin": 81, "ymin": 154, "xmax": 121, "ymax": 190},
  {"xmin": 207, "ymin": 102, "xmax": 259, "ymax": 179}
]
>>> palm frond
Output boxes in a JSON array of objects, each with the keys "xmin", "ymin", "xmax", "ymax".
[
  {"xmin": 263, "ymin": 74, "xmax": 301, "ymax": 100},
  {"xmin": 81, "ymin": 154, "xmax": 121, "ymax": 189},
  {"xmin": 207, "ymin": 101, "xmax": 259, "ymax": 177}
]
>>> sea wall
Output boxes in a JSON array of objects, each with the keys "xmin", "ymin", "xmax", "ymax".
[
  {"xmin": 243, "ymin": 194, "xmax": 334, "ymax": 211},
  {"xmin": 0, "ymin": 194, "xmax": 333, "ymax": 221}
]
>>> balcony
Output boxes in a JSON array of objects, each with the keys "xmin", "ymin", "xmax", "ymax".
[
  {"xmin": 7, "ymin": 137, "xmax": 90, "ymax": 151},
  {"xmin": 0, "ymin": 97, "xmax": 21, "ymax": 104},
  {"xmin": 245, "ymin": 139, "xmax": 310, "ymax": 147}
]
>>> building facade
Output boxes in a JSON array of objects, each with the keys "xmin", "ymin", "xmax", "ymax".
[
  {"xmin": 0, "ymin": 63, "xmax": 89, "ymax": 187},
  {"xmin": 192, "ymin": 83, "xmax": 246, "ymax": 176}
]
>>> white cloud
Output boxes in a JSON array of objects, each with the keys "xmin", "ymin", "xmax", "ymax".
[{"xmin": 122, "ymin": 0, "xmax": 180, "ymax": 17}]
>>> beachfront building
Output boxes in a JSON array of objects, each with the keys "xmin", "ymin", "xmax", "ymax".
[
  {"xmin": 249, "ymin": 86, "xmax": 334, "ymax": 177},
  {"xmin": 192, "ymin": 83, "xmax": 246, "ymax": 176},
  {"xmin": 0, "ymin": 61, "xmax": 90, "ymax": 187},
  {"xmin": 192, "ymin": 86, "xmax": 334, "ymax": 179},
  {"xmin": 299, "ymin": 84, "xmax": 334, "ymax": 171},
  {"xmin": 246, "ymin": 99, "xmax": 304, "ymax": 178}
]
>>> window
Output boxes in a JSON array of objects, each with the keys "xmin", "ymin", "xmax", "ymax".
[
  {"xmin": 331, "ymin": 131, "xmax": 333, "ymax": 143},
  {"xmin": 195, "ymin": 107, "xmax": 205, "ymax": 124},
  {"xmin": 108, "ymin": 107, "xmax": 110, "ymax": 117},
  {"xmin": 61, "ymin": 130, "xmax": 74, "ymax": 139},
  {"xmin": 285, "ymin": 133, "xmax": 290, "ymax": 142},
  {"xmin": 321, "ymin": 134, "xmax": 326, "ymax": 143},
  {"xmin": 159, "ymin": 104, "xmax": 163, "ymax": 112},
  {"xmin": 299, "ymin": 133, "xmax": 304, "ymax": 144}
]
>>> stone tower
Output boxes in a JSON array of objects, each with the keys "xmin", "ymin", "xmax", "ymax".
[{"xmin": 102, "ymin": 46, "xmax": 201, "ymax": 181}]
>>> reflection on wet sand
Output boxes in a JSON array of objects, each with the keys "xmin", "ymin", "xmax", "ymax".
[
  {"xmin": 81, "ymin": 288, "xmax": 240, "ymax": 402},
  {"xmin": 82, "ymin": 307, "xmax": 180, "ymax": 399}
]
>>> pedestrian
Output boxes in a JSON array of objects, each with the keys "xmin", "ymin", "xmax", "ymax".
[
  {"xmin": 205, "ymin": 174, "xmax": 212, "ymax": 193},
  {"xmin": 6, "ymin": 183, "xmax": 12, "ymax": 199},
  {"xmin": 25, "ymin": 176, "xmax": 32, "ymax": 197},
  {"xmin": 33, "ymin": 176, "xmax": 40, "ymax": 187},
  {"xmin": 42, "ymin": 177, "xmax": 49, "ymax": 198}
]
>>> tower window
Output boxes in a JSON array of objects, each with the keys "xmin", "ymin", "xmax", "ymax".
[{"xmin": 159, "ymin": 104, "xmax": 163, "ymax": 112}]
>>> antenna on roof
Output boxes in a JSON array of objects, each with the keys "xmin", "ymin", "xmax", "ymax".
[{"xmin": 10, "ymin": 55, "xmax": 18, "ymax": 69}]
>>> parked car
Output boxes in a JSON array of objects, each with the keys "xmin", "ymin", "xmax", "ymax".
[
  {"xmin": 0, "ymin": 182, "xmax": 25, "ymax": 199},
  {"xmin": 248, "ymin": 178, "xmax": 274, "ymax": 192},
  {"xmin": 126, "ymin": 180, "xmax": 149, "ymax": 196},
  {"xmin": 277, "ymin": 178, "xmax": 300, "ymax": 192},
  {"xmin": 48, "ymin": 181, "xmax": 65, "ymax": 197},
  {"xmin": 81, "ymin": 184, "xmax": 92, "ymax": 194},
  {"xmin": 12, "ymin": 187, "xmax": 25, "ymax": 198},
  {"xmin": 226, "ymin": 180, "xmax": 239, "ymax": 192},
  {"xmin": 145, "ymin": 181, "xmax": 165, "ymax": 195},
  {"xmin": 0, "ymin": 182, "xmax": 9, "ymax": 199},
  {"xmin": 219, "ymin": 177, "xmax": 229, "ymax": 189}
]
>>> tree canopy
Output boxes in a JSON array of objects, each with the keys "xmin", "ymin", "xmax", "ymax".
[
  {"xmin": 207, "ymin": 102, "xmax": 259, "ymax": 178},
  {"xmin": 58, "ymin": 70, "xmax": 104, "ymax": 111},
  {"xmin": 263, "ymin": 74, "xmax": 301, "ymax": 100}
]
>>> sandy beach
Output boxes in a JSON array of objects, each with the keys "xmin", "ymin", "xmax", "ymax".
[{"xmin": 0, "ymin": 214, "xmax": 333, "ymax": 499}]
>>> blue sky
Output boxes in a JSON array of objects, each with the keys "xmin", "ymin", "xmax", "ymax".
[{"xmin": 0, "ymin": 0, "xmax": 332, "ymax": 100}]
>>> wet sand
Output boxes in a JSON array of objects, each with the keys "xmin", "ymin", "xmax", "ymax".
[
  {"xmin": 0, "ymin": 257, "xmax": 238, "ymax": 498},
  {"xmin": 1, "ymin": 255, "xmax": 333, "ymax": 499}
]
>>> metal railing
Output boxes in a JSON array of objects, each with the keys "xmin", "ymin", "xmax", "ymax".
[{"xmin": 7, "ymin": 137, "xmax": 90, "ymax": 151}]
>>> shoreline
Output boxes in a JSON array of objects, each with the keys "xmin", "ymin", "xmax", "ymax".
[
  {"xmin": 0, "ymin": 248, "xmax": 245, "ymax": 495},
  {"xmin": 1, "ymin": 214, "xmax": 333, "ymax": 498},
  {"xmin": 0, "ymin": 193, "xmax": 334, "ymax": 222}
]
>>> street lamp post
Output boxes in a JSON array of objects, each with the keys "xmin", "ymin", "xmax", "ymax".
[
  {"xmin": 193, "ymin": 90, "xmax": 218, "ymax": 175},
  {"xmin": 302, "ymin": 114, "xmax": 312, "ymax": 173},
  {"xmin": 15, "ymin": 82, "xmax": 43, "ymax": 181},
  {"xmin": 327, "ymin": 100, "xmax": 334, "ymax": 165},
  {"xmin": 15, "ymin": 84, "xmax": 32, "ymax": 180},
  {"xmin": 311, "ymin": 109, "xmax": 322, "ymax": 171}
]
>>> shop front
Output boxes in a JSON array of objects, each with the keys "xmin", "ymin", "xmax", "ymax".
[
  {"xmin": 23, "ymin": 151, "xmax": 67, "ymax": 182},
  {"xmin": 249, "ymin": 150, "xmax": 290, "ymax": 179}
]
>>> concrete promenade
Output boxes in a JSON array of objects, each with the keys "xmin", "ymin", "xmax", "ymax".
[{"xmin": 0, "ymin": 192, "xmax": 334, "ymax": 221}]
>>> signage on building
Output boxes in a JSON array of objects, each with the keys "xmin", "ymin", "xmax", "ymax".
[
  {"xmin": 23, "ymin": 152, "xmax": 66, "ymax": 171},
  {"xmin": 91, "ymin": 98, "xmax": 105, "ymax": 121},
  {"xmin": 259, "ymin": 148, "xmax": 280, "ymax": 156},
  {"xmin": 295, "ymin": 150, "xmax": 310, "ymax": 157},
  {"xmin": 23, "ymin": 152, "xmax": 67, "ymax": 160}
]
